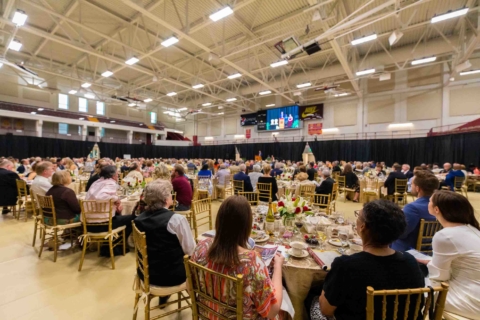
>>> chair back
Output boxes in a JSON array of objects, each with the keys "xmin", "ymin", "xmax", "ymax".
[
  {"xmin": 332, "ymin": 171, "xmax": 340, "ymax": 180},
  {"xmin": 453, "ymin": 177, "xmax": 465, "ymax": 190},
  {"xmin": 314, "ymin": 172, "xmax": 318, "ymax": 181},
  {"xmin": 331, "ymin": 183, "xmax": 339, "ymax": 201},
  {"xmin": 171, "ymin": 191, "xmax": 177, "ymax": 211},
  {"xmin": 197, "ymin": 176, "xmax": 211, "ymax": 190},
  {"xmin": 184, "ymin": 256, "xmax": 244, "ymax": 320},
  {"xmin": 394, "ymin": 179, "xmax": 408, "ymax": 194},
  {"xmin": 36, "ymin": 194, "xmax": 57, "ymax": 226},
  {"xmin": 415, "ymin": 219, "xmax": 443, "ymax": 255},
  {"xmin": 79, "ymin": 200, "xmax": 113, "ymax": 234},
  {"xmin": 30, "ymin": 190, "xmax": 38, "ymax": 218},
  {"xmin": 336, "ymin": 175, "xmax": 346, "ymax": 188},
  {"xmin": 299, "ymin": 184, "xmax": 315, "ymax": 197},
  {"xmin": 366, "ymin": 282, "xmax": 449, "ymax": 320},
  {"xmin": 233, "ymin": 180, "xmax": 244, "ymax": 195},
  {"xmin": 310, "ymin": 193, "xmax": 331, "ymax": 213},
  {"xmin": 365, "ymin": 177, "xmax": 379, "ymax": 191},
  {"xmin": 16, "ymin": 179, "xmax": 29, "ymax": 200},
  {"xmin": 238, "ymin": 192, "xmax": 259, "ymax": 206},
  {"xmin": 131, "ymin": 221, "xmax": 151, "ymax": 292},
  {"xmin": 191, "ymin": 198, "xmax": 212, "ymax": 238},
  {"xmin": 256, "ymin": 182, "xmax": 272, "ymax": 201},
  {"xmin": 188, "ymin": 168, "xmax": 195, "ymax": 175}
]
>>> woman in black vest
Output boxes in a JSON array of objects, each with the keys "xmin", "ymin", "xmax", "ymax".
[{"xmin": 134, "ymin": 179, "xmax": 195, "ymax": 304}]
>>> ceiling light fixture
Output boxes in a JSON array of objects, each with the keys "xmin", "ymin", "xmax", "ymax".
[
  {"xmin": 192, "ymin": 84, "xmax": 204, "ymax": 89},
  {"xmin": 411, "ymin": 56, "xmax": 437, "ymax": 65},
  {"xmin": 101, "ymin": 70, "xmax": 113, "ymax": 77},
  {"xmin": 388, "ymin": 122, "xmax": 413, "ymax": 129},
  {"xmin": 144, "ymin": 98, "xmax": 153, "ymax": 102},
  {"xmin": 460, "ymin": 69, "xmax": 480, "ymax": 76},
  {"xmin": 226, "ymin": 98, "xmax": 237, "ymax": 102},
  {"xmin": 351, "ymin": 34, "xmax": 377, "ymax": 46},
  {"xmin": 334, "ymin": 93, "xmax": 350, "ymax": 97},
  {"xmin": 81, "ymin": 82, "xmax": 91, "ymax": 88},
  {"xmin": 139, "ymin": 124, "xmax": 143, "ymax": 126},
  {"xmin": 356, "ymin": 68, "xmax": 375, "ymax": 76},
  {"xmin": 12, "ymin": 10, "xmax": 28, "ymax": 26},
  {"xmin": 266, "ymin": 104, "xmax": 275, "ymax": 107},
  {"xmin": 79, "ymin": 117, "xmax": 84, "ymax": 120},
  {"xmin": 259, "ymin": 90, "xmax": 272, "ymax": 95},
  {"xmin": 38, "ymin": 108, "xmax": 44, "ymax": 111},
  {"xmin": 30, "ymin": 112, "xmax": 36, "ymax": 114},
  {"xmin": 227, "ymin": 73, "xmax": 241, "ymax": 79},
  {"xmin": 8, "ymin": 38, "xmax": 22, "ymax": 51},
  {"xmin": 110, "ymin": 120, "xmax": 115, "ymax": 123},
  {"xmin": 128, "ymin": 103, "xmax": 136, "ymax": 107},
  {"xmin": 217, "ymin": 112, "xmax": 224, "ymax": 115},
  {"xmin": 84, "ymin": 93, "xmax": 95, "ymax": 99},
  {"xmin": 68, "ymin": 90, "xmax": 77, "ymax": 94},
  {"xmin": 202, "ymin": 102, "xmax": 212, "ymax": 106},
  {"xmin": 270, "ymin": 60, "xmax": 288, "ymax": 68},
  {"xmin": 0, "ymin": 63, "xmax": 3, "ymax": 68},
  {"xmin": 166, "ymin": 92, "xmax": 177, "ymax": 96},
  {"xmin": 296, "ymin": 82, "xmax": 312, "ymax": 88},
  {"xmin": 209, "ymin": 6, "xmax": 233, "ymax": 21},
  {"xmin": 322, "ymin": 128, "xmax": 339, "ymax": 133},
  {"xmin": 431, "ymin": 8, "xmax": 468, "ymax": 24},
  {"xmin": 161, "ymin": 36, "xmax": 179, "ymax": 47},
  {"xmin": 178, "ymin": 107, "xmax": 188, "ymax": 111},
  {"xmin": 125, "ymin": 56, "xmax": 139, "ymax": 65}
]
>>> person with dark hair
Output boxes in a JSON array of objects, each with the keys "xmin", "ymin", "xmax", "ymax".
[
  {"xmin": 191, "ymin": 196, "xmax": 284, "ymax": 319},
  {"xmin": 307, "ymin": 161, "xmax": 317, "ymax": 181},
  {"xmin": 197, "ymin": 164, "xmax": 212, "ymax": 178},
  {"xmin": 233, "ymin": 164, "xmax": 253, "ymax": 192},
  {"xmin": 391, "ymin": 170, "xmax": 439, "ymax": 251},
  {"xmin": 171, "ymin": 164, "xmax": 193, "ymax": 211},
  {"xmin": 85, "ymin": 165, "xmax": 135, "ymax": 254},
  {"xmin": 258, "ymin": 164, "xmax": 278, "ymax": 201},
  {"xmin": 374, "ymin": 165, "xmax": 386, "ymax": 177},
  {"xmin": 307, "ymin": 200, "xmax": 424, "ymax": 320},
  {"xmin": 416, "ymin": 191, "xmax": 480, "ymax": 319},
  {"xmin": 0, "ymin": 160, "xmax": 19, "ymax": 214},
  {"xmin": 85, "ymin": 159, "xmax": 107, "ymax": 192},
  {"xmin": 126, "ymin": 162, "xmax": 144, "ymax": 181},
  {"xmin": 315, "ymin": 170, "xmax": 334, "ymax": 196},
  {"xmin": 383, "ymin": 163, "xmax": 407, "ymax": 196},
  {"xmin": 340, "ymin": 163, "xmax": 360, "ymax": 202}
]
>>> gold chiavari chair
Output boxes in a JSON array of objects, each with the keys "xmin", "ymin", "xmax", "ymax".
[
  {"xmin": 332, "ymin": 171, "xmax": 340, "ymax": 181},
  {"xmin": 132, "ymin": 223, "xmax": 191, "ymax": 320},
  {"xmin": 256, "ymin": 182, "xmax": 272, "ymax": 202},
  {"xmin": 393, "ymin": 179, "xmax": 408, "ymax": 206},
  {"xmin": 118, "ymin": 172, "xmax": 124, "ymax": 185},
  {"xmin": 330, "ymin": 183, "xmax": 339, "ymax": 213},
  {"xmin": 197, "ymin": 176, "xmax": 211, "ymax": 200},
  {"xmin": 191, "ymin": 197, "xmax": 213, "ymax": 239},
  {"xmin": 30, "ymin": 190, "xmax": 41, "ymax": 247},
  {"xmin": 172, "ymin": 191, "xmax": 192, "ymax": 227},
  {"xmin": 238, "ymin": 191, "xmax": 259, "ymax": 207},
  {"xmin": 363, "ymin": 177, "xmax": 379, "ymax": 203},
  {"xmin": 78, "ymin": 178, "xmax": 88, "ymax": 193},
  {"xmin": 309, "ymin": 193, "xmax": 332, "ymax": 214},
  {"xmin": 184, "ymin": 255, "xmax": 244, "ymax": 320},
  {"xmin": 336, "ymin": 175, "xmax": 356, "ymax": 203},
  {"xmin": 232, "ymin": 180, "xmax": 244, "ymax": 195},
  {"xmin": 415, "ymin": 219, "xmax": 443, "ymax": 255},
  {"xmin": 299, "ymin": 184, "xmax": 316, "ymax": 198},
  {"xmin": 36, "ymin": 194, "xmax": 81, "ymax": 262},
  {"xmin": 15, "ymin": 179, "xmax": 30, "ymax": 221},
  {"xmin": 78, "ymin": 200, "xmax": 126, "ymax": 271},
  {"xmin": 451, "ymin": 177, "xmax": 468, "ymax": 199},
  {"xmin": 314, "ymin": 172, "xmax": 318, "ymax": 181},
  {"xmin": 366, "ymin": 282, "xmax": 449, "ymax": 320},
  {"xmin": 215, "ymin": 175, "xmax": 233, "ymax": 200}
]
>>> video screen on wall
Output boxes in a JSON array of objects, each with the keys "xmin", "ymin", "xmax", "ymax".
[{"xmin": 258, "ymin": 105, "xmax": 300, "ymax": 131}]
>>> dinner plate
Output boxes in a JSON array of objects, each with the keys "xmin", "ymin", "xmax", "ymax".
[
  {"xmin": 328, "ymin": 239, "xmax": 349, "ymax": 247},
  {"xmin": 254, "ymin": 235, "xmax": 270, "ymax": 243},
  {"xmin": 287, "ymin": 248, "xmax": 309, "ymax": 258}
]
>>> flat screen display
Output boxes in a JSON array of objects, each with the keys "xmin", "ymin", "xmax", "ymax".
[
  {"xmin": 240, "ymin": 113, "xmax": 258, "ymax": 126},
  {"xmin": 260, "ymin": 105, "xmax": 300, "ymax": 131}
]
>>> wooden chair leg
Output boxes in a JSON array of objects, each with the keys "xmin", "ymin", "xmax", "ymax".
[
  {"xmin": 97, "ymin": 242, "xmax": 101, "ymax": 257},
  {"xmin": 133, "ymin": 293, "xmax": 140, "ymax": 320},
  {"xmin": 78, "ymin": 239, "xmax": 88, "ymax": 271},
  {"xmin": 177, "ymin": 292, "xmax": 181, "ymax": 309},
  {"xmin": 53, "ymin": 229, "xmax": 58, "ymax": 262},
  {"xmin": 123, "ymin": 230, "xmax": 126, "ymax": 256},
  {"xmin": 38, "ymin": 228, "xmax": 46, "ymax": 258},
  {"xmin": 145, "ymin": 295, "xmax": 151, "ymax": 320},
  {"xmin": 32, "ymin": 220, "xmax": 38, "ymax": 247},
  {"xmin": 109, "ymin": 239, "xmax": 115, "ymax": 270}
]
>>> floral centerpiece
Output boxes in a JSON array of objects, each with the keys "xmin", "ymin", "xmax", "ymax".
[
  {"xmin": 277, "ymin": 190, "xmax": 313, "ymax": 223},
  {"xmin": 279, "ymin": 171, "xmax": 293, "ymax": 181}
]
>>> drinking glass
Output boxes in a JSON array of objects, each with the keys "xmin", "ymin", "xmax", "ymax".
[
  {"xmin": 315, "ymin": 224, "xmax": 328, "ymax": 250},
  {"xmin": 294, "ymin": 216, "xmax": 304, "ymax": 233},
  {"xmin": 273, "ymin": 224, "xmax": 281, "ymax": 244},
  {"xmin": 338, "ymin": 231, "xmax": 349, "ymax": 247}
]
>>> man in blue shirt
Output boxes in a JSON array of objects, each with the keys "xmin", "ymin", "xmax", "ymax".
[
  {"xmin": 444, "ymin": 163, "xmax": 465, "ymax": 190},
  {"xmin": 391, "ymin": 170, "xmax": 439, "ymax": 252}
]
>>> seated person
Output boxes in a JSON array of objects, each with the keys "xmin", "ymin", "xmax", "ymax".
[
  {"xmin": 248, "ymin": 164, "xmax": 263, "ymax": 191},
  {"xmin": 294, "ymin": 171, "xmax": 315, "ymax": 196},
  {"xmin": 391, "ymin": 170, "xmax": 438, "ymax": 251},
  {"xmin": 442, "ymin": 163, "xmax": 465, "ymax": 190},
  {"xmin": 233, "ymin": 164, "xmax": 253, "ymax": 192},
  {"xmin": 31, "ymin": 161, "xmax": 55, "ymax": 196},
  {"xmin": 45, "ymin": 171, "xmax": 81, "ymax": 224},
  {"xmin": 171, "ymin": 165, "xmax": 193, "ymax": 211},
  {"xmin": 341, "ymin": 164, "xmax": 360, "ymax": 202},
  {"xmin": 85, "ymin": 165, "xmax": 135, "ymax": 254},
  {"xmin": 26, "ymin": 162, "xmax": 37, "ymax": 181},
  {"xmin": 197, "ymin": 164, "xmax": 212, "ymax": 178},
  {"xmin": 126, "ymin": 162, "xmax": 144, "ymax": 182},
  {"xmin": 307, "ymin": 162, "xmax": 317, "ymax": 181},
  {"xmin": 258, "ymin": 164, "xmax": 278, "ymax": 202},
  {"xmin": 439, "ymin": 162, "xmax": 452, "ymax": 174},
  {"xmin": 383, "ymin": 164, "xmax": 407, "ymax": 196},
  {"xmin": 417, "ymin": 191, "xmax": 480, "ymax": 319},
  {"xmin": 315, "ymin": 170, "xmax": 335, "ymax": 196},
  {"xmin": 85, "ymin": 159, "xmax": 107, "ymax": 191},
  {"xmin": 0, "ymin": 160, "xmax": 19, "ymax": 215},
  {"xmin": 191, "ymin": 196, "xmax": 283, "ymax": 319},
  {"xmin": 134, "ymin": 180, "xmax": 195, "ymax": 304},
  {"xmin": 153, "ymin": 163, "xmax": 171, "ymax": 181},
  {"xmin": 407, "ymin": 166, "xmax": 423, "ymax": 192},
  {"xmin": 374, "ymin": 165, "xmax": 386, "ymax": 177},
  {"xmin": 308, "ymin": 200, "xmax": 425, "ymax": 320},
  {"xmin": 270, "ymin": 162, "xmax": 283, "ymax": 177}
]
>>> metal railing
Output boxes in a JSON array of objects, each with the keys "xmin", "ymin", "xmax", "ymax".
[{"xmin": 428, "ymin": 120, "xmax": 480, "ymax": 136}]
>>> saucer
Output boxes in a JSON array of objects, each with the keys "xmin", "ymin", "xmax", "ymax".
[
  {"xmin": 255, "ymin": 235, "xmax": 270, "ymax": 243},
  {"xmin": 328, "ymin": 239, "xmax": 349, "ymax": 247},
  {"xmin": 287, "ymin": 248, "xmax": 309, "ymax": 258}
]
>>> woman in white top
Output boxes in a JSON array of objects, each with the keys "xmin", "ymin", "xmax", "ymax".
[
  {"xmin": 126, "ymin": 162, "xmax": 144, "ymax": 182},
  {"xmin": 417, "ymin": 190, "xmax": 480, "ymax": 319}
]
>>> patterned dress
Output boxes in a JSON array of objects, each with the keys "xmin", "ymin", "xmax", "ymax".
[{"xmin": 191, "ymin": 239, "xmax": 278, "ymax": 320}]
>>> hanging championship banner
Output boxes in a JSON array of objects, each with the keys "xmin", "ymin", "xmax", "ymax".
[
  {"xmin": 14, "ymin": 119, "xmax": 24, "ymax": 130},
  {"xmin": 308, "ymin": 123, "xmax": 323, "ymax": 135},
  {"xmin": 300, "ymin": 104, "xmax": 324, "ymax": 120},
  {"xmin": 245, "ymin": 128, "xmax": 251, "ymax": 139},
  {"xmin": 1, "ymin": 118, "xmax": 11, "ymax": 129}
]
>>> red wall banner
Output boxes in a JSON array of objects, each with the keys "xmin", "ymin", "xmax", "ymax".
[
  {"xmin": 245, "ymin": 128, "xmax": 251, "ymax": 139},
  {"xmin": 308, "ymin": 123, "xmax": 323, "ymax": 135}
]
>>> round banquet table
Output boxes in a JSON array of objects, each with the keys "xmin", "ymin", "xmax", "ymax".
[{"xmin": 277, "ymin": 180, "xmax": 297, "ymax": 198}]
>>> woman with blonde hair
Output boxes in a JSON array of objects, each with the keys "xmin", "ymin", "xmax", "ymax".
[
  {"xmin": 64, "ymin": 158, "xmax": 78, "ymax": 176},
  {"xmin": 45, "ymin": 170, "xmax": 81, "ymax": 224},
  {"xmin": 153, "ymin": 163, "xmax": 171, "ymax": 180},
  {"xmin": 295, "ymin": 166, "xmax": 315, "ymax": 196}
]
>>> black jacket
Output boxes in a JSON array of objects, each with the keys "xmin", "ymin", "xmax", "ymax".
[
  {"xmin": 307, "ymin": 168, "xmax": 317, "ymax": 181},
  {"xmin": 403, "ymin": 171, "xmax": 414, "ymax": 180},
  {"xmin": 0, "ymin": 168, "xmax": 19, "ymax": 206},
  {"xmin": 17, "ymin": 165, "xmax": 26, "ymax": 174},
  {"xmin": 332, "ymin": 165, "xmax": 341, "ymax": 173},
  {"xmin": 384, "ymin": 171, "xmax": 407, "ymax": 195},
  {"xmin": 316, "ymin": 177, "xmax": 335, "ymax": 195}
]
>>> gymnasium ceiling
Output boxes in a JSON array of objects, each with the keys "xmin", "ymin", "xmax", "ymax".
[{"xmin": 0, "ymin": 0, "xmax": 478, "ymax": 123}]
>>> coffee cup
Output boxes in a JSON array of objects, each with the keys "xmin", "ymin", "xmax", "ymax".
[{"xmin": 290, "ymin": 241, "xmax": 306, "ymax": 255}]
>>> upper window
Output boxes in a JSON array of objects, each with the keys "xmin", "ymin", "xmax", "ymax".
[
  {"xmin": 150, "ymin": 112, "xmax": 157, "ymax": 124},
  {"xmin": 59, "ymin": 123, "xmax": 68, "ymax": 135},
  {"xmin": 79, "ymin": 98, "xmax": 88, "ymax": 112},
  {"xmin": 58, "ymin": 93, "xmax": 69, "ymax": 109},
  {"xmin": 96, "ymin": 101, "xmax": 105, "ymax": 115}
]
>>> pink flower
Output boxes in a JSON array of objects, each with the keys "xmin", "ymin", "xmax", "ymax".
[
  {"xmin": 295, "ymin": 207, "xmax": 302, "ymax": 214},
  {"xmin": 292, "ymin": 198, "xmax": 296, "ymax": 201},
  {"xmin": 277, "ymin": 201, "xmax": 284, "ymax": 207},
  {"xmin": 303, "ymin": 206, "xmax": 309, "ymax": 212}
]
